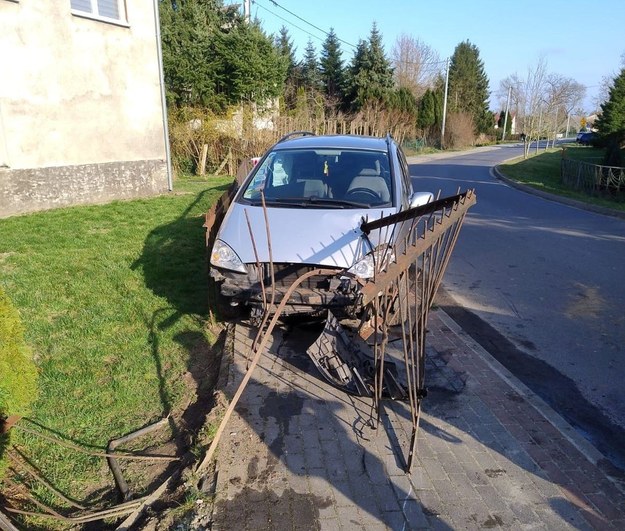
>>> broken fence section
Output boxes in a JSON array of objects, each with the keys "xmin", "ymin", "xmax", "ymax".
[{"xmin": 307, "ymin": 189, "xmax": 477, "ymax": 471}]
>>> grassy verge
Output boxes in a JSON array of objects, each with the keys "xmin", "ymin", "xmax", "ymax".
[
  {"xmin": 0, "ymin": 175, "xmax": 232, "ymax": 516},
  {"xmin": 498, "ymin": 145, "xmax": 625, "ymax": 213}
]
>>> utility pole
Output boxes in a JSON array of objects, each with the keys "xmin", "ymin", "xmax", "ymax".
[
  {"xmin": 244, "ymin": 0, "xmax": 250, "ymax": 23},
  {"xmin": 536, "ymin": 108, "xmax": 542, "ymax": 155},
  {"xmin": 441, "ymin": 57, "xmax": 450, "ymax": 149},
  {"xmin": 551, "ymin": 107, "xmax": 559, "ymax": 149},
  {"xmin": 565, "ymin": 112, "xmax": 571, "ymax": 138},
  {"xmin": 502, "ymin": 85, "xmax": 512, "ymax": 142}
]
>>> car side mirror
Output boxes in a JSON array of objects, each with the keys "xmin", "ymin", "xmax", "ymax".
[{"xmin": 409, "ymin": 191, "xmax": 434, "ymax": 208}]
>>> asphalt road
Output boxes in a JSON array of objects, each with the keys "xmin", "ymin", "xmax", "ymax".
[{"xmin": 409, "ymin": 143, "xmax": 625, "ymax": 471}]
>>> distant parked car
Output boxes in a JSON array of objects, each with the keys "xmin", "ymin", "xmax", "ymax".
[{"xmin": 576, "ymin": 132, "xmax": 597, "ymax": 146}]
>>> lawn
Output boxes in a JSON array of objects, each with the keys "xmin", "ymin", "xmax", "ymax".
[
  {"xmin": 0, "ymin": 176, "xmax": 232, "ymax": 524},
  {"xmin": 497, "ymin": 144, "xmax": 625, "ymax": 213}
]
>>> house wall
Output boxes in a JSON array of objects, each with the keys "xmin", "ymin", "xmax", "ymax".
[{"xmin": 0, "ymin": 0, "xmax": 169, "ymax": 217}]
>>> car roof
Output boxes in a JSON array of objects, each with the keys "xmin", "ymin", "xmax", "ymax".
[{"xmin": 272, "ymin": 134, "xmax": 391, "ymax": 152}]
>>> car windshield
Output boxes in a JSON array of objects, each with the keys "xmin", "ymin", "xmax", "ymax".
[{"xmin": 241, "ymin": 148, "xmax": 393, "ymax": 208}]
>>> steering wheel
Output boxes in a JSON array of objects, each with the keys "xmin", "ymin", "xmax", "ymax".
[{"xmin": 345, "ymin": 187, "xmax": 380, "ymax": 201}]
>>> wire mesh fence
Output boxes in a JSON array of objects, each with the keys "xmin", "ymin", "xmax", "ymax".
[{"xmin": 561, "ymin": 158, "xmax": 625, "ymax": 195}]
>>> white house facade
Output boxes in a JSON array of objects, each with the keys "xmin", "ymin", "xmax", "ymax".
[{"xmin": 0, "ymin": 0, "xmax": 171, "ymax": 217}]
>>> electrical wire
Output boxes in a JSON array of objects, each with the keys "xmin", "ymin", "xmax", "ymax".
[
  {"xmin": 259, "ymin": 0, "xmax": 357, "ymax": 49},
  {"xmin": 235, "ymin": 0, "xmax": 449, "ymax": 71}
]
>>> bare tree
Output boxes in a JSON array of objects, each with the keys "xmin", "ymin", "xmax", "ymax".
[
  {"xmin": 543, "ymin": 74, "xmax": 585, "ymax": 145},
  {"xmin": 391, "ymin": 34, "xmax": 441, "ymax": 99},
  {"xmin": 500, "ymin": 58, "xmax": 587, "ymax": 157}
]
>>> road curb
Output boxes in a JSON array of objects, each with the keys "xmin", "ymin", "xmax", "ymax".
[
  {"xmin": 492, "ymin": 164, "xmax": 625, "ymax": 220},
  {"xmin": 408, "ymin": 144, "xmax": 625, "ymax": 220},
  {"xmin": 435, "ymin": 307, "xmax": 625, "ymax": 495}
]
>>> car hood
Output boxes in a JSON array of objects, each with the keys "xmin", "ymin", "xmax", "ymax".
[{"xmin": 217, "ymin": 202, "xmax": 397, "ymax": 269}]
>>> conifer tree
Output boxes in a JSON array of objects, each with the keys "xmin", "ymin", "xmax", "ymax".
[
  {"xmin": 275, "ymin": 26, "xmax": 300, "ymax": 111},
  {"xmin": 300, "ymin": 39, "xmax": 322, "ymax": 93},
  {"xmin": 596, "ymin": 68, "xmax": 625, "ymax": 143},
  {"xmin": 320, "ymin": 28, "xmax": 345, "ymax": 104},
  {"xmin": 595, "ymin": 67, "xmax": 625, "ymax": 165},
  {"xmin": 160, "ymin": 0, "xmax": 285, "ymax": 110},
  {"xmin": 345, "ymin": 24, "xmax": 394, "ymax": 111},
  {"xmin": 448, "ymin": 40, "xmax": 491, "ymax": 134}
]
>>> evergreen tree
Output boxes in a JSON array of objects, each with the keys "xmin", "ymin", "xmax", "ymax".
[
  {"xmin": 274, "ymin": 26, "xmax": 300, "ymax": 111},
  {"xmin": 497, "ymin": 109, "xmax": 512, "ymax": 136},
  {"xmin": 274, "ymin": 26, "xmax": 298, "ymax": 81},
  {"xmin": 300, "ymin": 39, "xmax": 322, "ymax": 93},
  {"xmin": 345, "ymin": 24, "xmax": 394, "ymax": 111},
  {"xmin": 366, "ymin": 23, "xmax": 395, "ymax": 100},
  {"xmin": 389, "ymin": 87, "xmax": 418, "ymax": 116},
  {"xmin": 319, "ymin": 28, "xmax": 345, "ymax": 104},
  {"xmin": 344, "ymin": 39, "xmax": 368, "ymax": 110},
  {"xmin": 214, "ymin": 22, "xmax": 286, "ymax": 107},
  {"xmin": 160, "ymin": 0, "xmax": 285, "ymax": 111},
  {"xmin": 596, "ymin": 67, "xmax": 625, "ymax": 144},
  {"xmin": 160, "ymin": 0, "xmax": 225, "ymax": 107},
  {"xmin": 448, "ymin": 40, "xmax": 491, "ymax": 134},
  {"xmin": 417, "ymin": 89, "xmax": 439, "ymax": 129},
  {"xmin": 596, "ymin": 67, "xmax": 625, "ymax": 166}
]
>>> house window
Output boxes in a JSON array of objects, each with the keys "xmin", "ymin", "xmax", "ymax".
[{"xmin": 71, "ymin": 0, "xmax": 127, "ymax": 24}]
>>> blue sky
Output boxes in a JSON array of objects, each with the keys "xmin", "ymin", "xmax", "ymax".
[{"xmin": 229, "ymin": 0, "xmax": 625, "ymax": 112}]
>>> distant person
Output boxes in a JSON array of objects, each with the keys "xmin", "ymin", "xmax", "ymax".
[{"xmin": 520, "ymin": 132, "xmax": 526, "ymax": 143}]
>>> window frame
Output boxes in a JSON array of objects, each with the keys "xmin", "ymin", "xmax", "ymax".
[{"xmin": 70, "ymin": 0, "xmax": 129, "ymax": 28}]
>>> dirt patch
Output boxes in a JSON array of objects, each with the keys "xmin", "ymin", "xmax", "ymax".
[{"xmin": 565, "ymin": 282, "xmax": 606, "ymax": 319}]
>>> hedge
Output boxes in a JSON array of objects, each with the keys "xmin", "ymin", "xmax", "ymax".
[{"xmin": 0, "ymin": 287, "xmax": 38, "ymax": 477}]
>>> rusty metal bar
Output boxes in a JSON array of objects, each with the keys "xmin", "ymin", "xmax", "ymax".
[
  {"xmin": 9, "ymin": 422, "xmax": 178, "ymax": 462},
  {"xmin": 195, "ymin": 267, "xmax": 339, "ymax": 476},
  {"xmin": 360, "ymin": 192, "xmax": 466, "ymax": 235},
  {"xmin": 356, "ymin": 189, "xmax": 476, "ymax": 472},
  {"xmin": 360, "ymin": 191, "xmax": 476, "ymax": 306},
  {"xmin": 7, "ymin": 450, "xmax": 86, "ymax": 510}
]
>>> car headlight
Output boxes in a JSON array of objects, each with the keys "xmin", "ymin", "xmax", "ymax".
[
  {"xmin": 210, "ymin": 240, "xmax": 247, "ymax": 273},
  {"xmin": 348, "ymin": 247, "xmax": 395, "ymax": 279}
]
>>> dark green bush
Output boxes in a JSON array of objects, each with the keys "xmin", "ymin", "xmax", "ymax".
[{"xmin": 0, "ymin": 287, "xmax": 38, "ymax": 477}]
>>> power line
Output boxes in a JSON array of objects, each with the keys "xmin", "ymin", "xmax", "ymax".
[
  {"xmin": 259, "ymin": 0, "xmax": 357, "ymax": 50},
  {"xmin": 252, "ymin": 0, "xmax": 326, "ymax": 45},
  {"xmin": 240, "ymin": 0, "xmax": 450, "ymax": 72}
]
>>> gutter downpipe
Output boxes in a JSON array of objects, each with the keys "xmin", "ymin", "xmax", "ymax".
[{"xmin": 153, "ymin": 0, "xmax": 173, "ymax": 191}]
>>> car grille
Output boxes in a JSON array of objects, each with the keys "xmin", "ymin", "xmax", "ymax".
[{"xmin": 259, "ymin": 263, "xmax": 342, "ymax": 290}]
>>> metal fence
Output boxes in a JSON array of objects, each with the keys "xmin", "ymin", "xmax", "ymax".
[
  {"xmin": 561, "ymin": 158, "xmax": 625, "ymax": 195},
  {"xmin": 353, "ymin": 190, "xmax": 477, "ymax": 471}
]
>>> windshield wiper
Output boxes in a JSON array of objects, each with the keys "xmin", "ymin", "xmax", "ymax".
[
  {"xmin": 249, "ymin": 198, "xmax": 356, "ymax": 208},
  {"xmin": 304, "ymin": 197, "xmax": 371, "ymax": 208},
  {"xmin": 247, "ymin": 197, "xmax": 372, "ymax": 209}
]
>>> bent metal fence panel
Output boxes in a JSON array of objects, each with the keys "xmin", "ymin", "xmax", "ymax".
[{"xmin": 355, "ymin": 190, "xmax": 476, "ymax": 471}]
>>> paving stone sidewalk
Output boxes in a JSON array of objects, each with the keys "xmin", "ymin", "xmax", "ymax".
[{"xmin": 210, "ymin": 310, "xmax": 625, "ymax": 530}]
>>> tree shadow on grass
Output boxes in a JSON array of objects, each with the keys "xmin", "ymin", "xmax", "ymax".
[{"xmin": 131, "ymin": 183, "xmax": 232, "ymax": 325}]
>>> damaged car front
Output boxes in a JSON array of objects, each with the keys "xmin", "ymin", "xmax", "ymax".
[{"xmin": 209, "ymin": 133, "xmax": 432, "ymax": 319}]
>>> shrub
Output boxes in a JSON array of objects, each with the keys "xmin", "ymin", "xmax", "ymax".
[
  {"xmin": 445, "ymin": 112, "xmax": 475, "ymax": 149},
  {"xmin": 0, "ymin": 287, "xmax": 38, "ymax": 477}
]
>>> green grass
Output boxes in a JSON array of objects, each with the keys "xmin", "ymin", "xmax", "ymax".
[
  {"xmin": 498, "ymin": 145, "xmax": 625, "ymax": 213},
  {"xmin": 0, "ymin": 176, "xmax": 232, "ymax": 508}
]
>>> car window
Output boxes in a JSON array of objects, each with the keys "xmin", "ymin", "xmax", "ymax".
[
  {"xmin": 396, "ymin": 146, "xmax": 413, "ymax": 199},
  {"xmin": 241, "ymin": 148, "xmax": 394, "ymax": 207}
]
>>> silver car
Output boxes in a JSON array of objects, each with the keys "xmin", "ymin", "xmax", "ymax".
[{"xmin": 209, "ymin": 133, "xmax": 433, "ymax": 318}]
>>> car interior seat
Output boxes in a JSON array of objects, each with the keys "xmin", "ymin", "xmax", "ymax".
[
  {"xmin": 347, "ymin": 168, "xmax": 391, "ymax": 203},
  {"xmin": 290, "ymin": 152, "xmax": 330, "ymax": 198}
]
